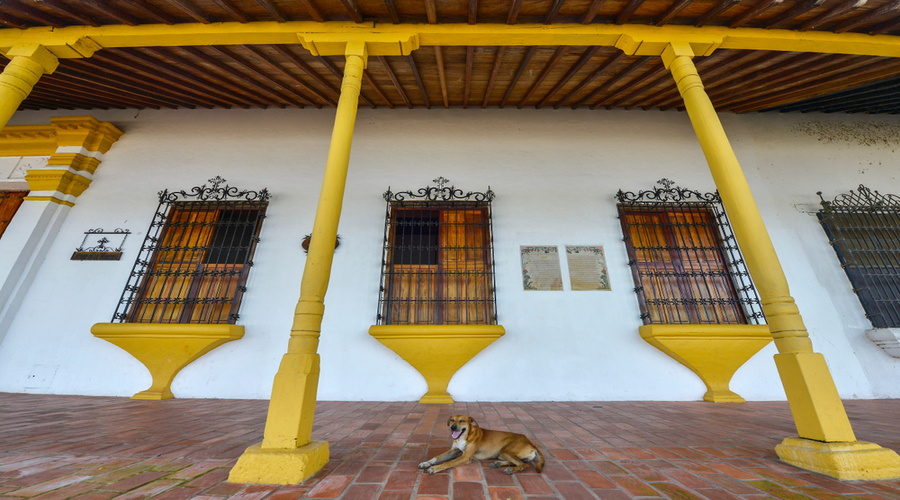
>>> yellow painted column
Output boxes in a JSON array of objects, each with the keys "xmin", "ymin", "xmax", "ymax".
[
  {"xmin": 0, "ymin": 45, "xmax": 59, "ymax": 129},
  {"xmin": 661, "ymin": 41, "xmax": 900, "ymax": 480},
  {"xmin": 228, "ymin": 41, "xmax": 368, "ymax": 485}
]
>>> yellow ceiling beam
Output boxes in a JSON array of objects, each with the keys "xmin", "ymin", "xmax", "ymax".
[{"xmin": 2, "ymin": 21, "xmax": 900, "ymax": 58}]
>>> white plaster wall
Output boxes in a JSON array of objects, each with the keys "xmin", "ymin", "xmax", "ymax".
[{"xmin": 0, "ymin": 107, "xmax": 896, "ymax": 401}]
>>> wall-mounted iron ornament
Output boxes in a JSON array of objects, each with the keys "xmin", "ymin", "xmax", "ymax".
[
  {"xmin": 301, "ymin": 234, "xmax": 341, "ymax": 253},
  {"xmin": 71, "ymin": 228, "xmax": 130, "ymax": 261}
]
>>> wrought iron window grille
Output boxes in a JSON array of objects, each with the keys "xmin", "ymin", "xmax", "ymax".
[
  {"xmin": 71, "ymin": 228, "xmax": 130, "ymax": 261},
  {"xmin": 112, "ymin": 176, "xmax": 270, "ymax": 325},
  {"xmin": 818, "ymin": 185, "xmax": 900, "ymax": 328},
  {"xmin": 616, "ymin": 178, "xmax": 764, "ymax": 325},
  {"xmin": 377, "ymin": 177, "xmax": 498, "ymax": 326}
]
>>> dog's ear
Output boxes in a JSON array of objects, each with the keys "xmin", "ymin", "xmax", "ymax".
[{"xmin": 468, "ymin": 417, "xmax": 478, "ymax": 427}]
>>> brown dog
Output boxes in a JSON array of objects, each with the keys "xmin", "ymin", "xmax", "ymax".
[{"xmin": 418, "ymin": 415, "xmax": 545, "ymax": 475}]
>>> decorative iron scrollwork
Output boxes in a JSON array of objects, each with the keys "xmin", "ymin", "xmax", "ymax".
[
  {"xmin": 818, "ymin": 184, "xmax": 900, "ymax": 212},
  {"xmin": 616, "ymin": 178, "xmax": 720, "ymax": 204},
  {"xmin": 384, "ymin": 176, "xmax": 494, "ymax": 203},
  {"xmin": 71, "ymin": 228, "xmax": 130, "ymax": 261},
  {"xmin": 159, "ymin": 176, "xmax": 271, "ymax": 203}
]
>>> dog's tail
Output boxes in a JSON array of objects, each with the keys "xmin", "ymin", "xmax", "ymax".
[{"xmin": 534, "ymin": 447, "xmax": 545, "ymax": 473}]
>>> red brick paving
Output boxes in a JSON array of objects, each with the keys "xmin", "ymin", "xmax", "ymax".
[{"xmin": 1, "ymin": 394, "xmax": 900, "ymax": 499}]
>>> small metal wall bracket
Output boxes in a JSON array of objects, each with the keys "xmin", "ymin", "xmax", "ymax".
[{"xmin": 71, "ymin": 228, "xmax": 130, "ymax": 261}]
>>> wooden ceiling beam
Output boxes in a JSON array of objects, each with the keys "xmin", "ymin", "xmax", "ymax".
[
  {"xmin": 554, "ymin": 51, "xmax": 623, "ymax": 109},
  {"xmin": 463, "ymin": 46, "xmax": 473, "ymax": 108},
  {"xmin": 655, "ymin": 0, "xmax": 695, "ymax": 26},
  {"xmin": 730, "ymin": 57, "xmax": 900, "ymax": 112},
  {"xmin": 384, "ymin": 0, "xmax": 401, "ymax": 23},
  {"xmin": 270, "ymin": 45, "xmax": 340, "ymax": 99},
  {"xmin": 35, "ymin": 77, "xmax": 149, "ymax": 108},
  {"xmin": 297, "ymin": 0, "xmax": 325, "ymax": 22},
  {"xmin": 378, "ymin": 56, "xmax": 412, "ymax": 108},
  {"xmin": 127, "ymin": 0, "xmax": 179, "ymax": 24},
  {"xmin": 182, "ymin": 46, "xmax": 292, "ymax": 108},
  {"xmin": 210, "ymin": 46, "xmax": 317, "ymax": 107},
  {"xmin": 80, "ymin": 0, "xmax": 141, "ymax": 26},
  {"xmin": 799, "ymin": 0, "xmax": 867, "ymax": 31},
  {"xmin": 507, "ymin": 0, "xmax": 523, "ymax": 24},
  {"xmin": 79, "ymin": 54, "xmax": 229, "ymax": 108},
  {"xmin": 833, "ymin": 0, "xmax": 900, "ymax": 33},
  {"xmin": 580, "ymin": 0, "xmax": 606, "ymax": 24},
  {"xmin": 243, "ymin": 45, "xmax": 337, "ymax": 106},
  {"xmin": 500, "ymin": 46, "xmax": 536, "ymax": 108},
  {"xmin": 695, "ymin": 0, "xmax": 740, "ymax": 26},
  {"xmin": 58, "ymin": 62, "xmax": 198, "ymax": 108},
  {"xmin": 761, "ymin": 0, "xmax": 825, "ymax": 29},
  {"xmin": 424, "ymin": 0, "xmax": 437, "ymax": 23},
  {"xmin": 518, "ymin": 46, "xmax": 568, "ymax": 107},
  {"xmin": 22, "ymin": 94, "xmax": 76, "ymax": 110},
  {"xmin": 616, "ymin": 0, "xmax": 647, "ymax": 25},
  {"xmin": 575, "ymin": 56, "xmax": 650, "ymax": 109},
  {"xmin": 362, "ymin": 70, "xmax": 395, "ymax": 108},
  {"xmin": 614, "ymin": 71, "xmax": 672, "ymax": 108},
  {"xmin": 30, "ymin": 85, "xmax": 125, "ymax": 110},
  {"xmin": 0, "ymin": 12, "xmax": 28, "ymax": 29},
  {"xmin": 339, "ymin": 0, "xmax": 365, "ymax": 23},
  {"xmin": 536, "ymin": 46, "xmax": 600, "ymax": 108},
  {"xmin": 434, "ymin": 46, "xmax": 448, "ymax": 108},
  {"xmin": 598, "ymin": 63, "xmax": 666, "ymax": 109},
  {"xmin": 482, "ymin": 46, "xmax": 506, "ymax": 108},
  {"xmin": 97, "ymin": 49, "xmax": 253, "ymax": 108},
  {"xmin": 255, "ymin": 0, "xmax": 288, "ymax": 22},
  {"xmin": 469, "ymin": 0, "xmax": 477, "ymax": 24},
  {"xmin": 730, "ymin": 0, "xmax": 783, "ymax": 28},
  {"xmin": 47, "ymin": 67, "xmax": 176, "ymax": 109},
  {"xmin": 143, "ymin": 47, "xmax": 271, "ymax": 107},
  {"xmin": 316, "ymin": 56, "xmax": 377, "ymax": 108},
  {"xmin": 210, "ymin": 0, "xmax": 251, "ymax": 23},
  {"xmin": 407, "ymin": 53, "xmax": 431, "ymax": 108},
  {"xmin": 35, "ymin": 0, "xmax": 102, "ymax": 26},
  {"xmin": 710, "ymin": 54, "xmax": 837, "ymax": 106},
  {"xmin": 871, "ymin": 11, "xmax": 900, "ymax": 34},
  {"xmin": 544, "ymin": 0, "xmax": 566, "ymax": 24},
  {"xmin": 0, "ymin": 0, "xmax": 65, "ymax": 27},
  {"xmin": 163, "ymin": 0, "xmax": 211, "ymax": 23}
]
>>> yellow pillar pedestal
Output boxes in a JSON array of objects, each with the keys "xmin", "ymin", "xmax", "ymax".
[
  {"xmin": 0, "ymin": 45, "xmax": 58, "ymax": 130},
  {"xmin": 661, "ymin": 42, "xmax": 900, "ymax": 480},
  {"xmin": 91, "ymin": 323, "xmax": 244, "ymax": 400},
  {"xmin": 639, "ymin": 324, "xmax": 771, "ymax": 403},
  {"xmin": 229, "ymin": 42, "xmax": 368, "ymax": 485},
  {"xmin": 369, "ymin": 325, "xmax": 505, "ymax": 403}
]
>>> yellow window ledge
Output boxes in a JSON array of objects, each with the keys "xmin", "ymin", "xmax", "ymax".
[
  {"xmin": 640, "ymin": 324, "xmax": 772, "ymax": 403},
  {"xmin": 369, "ymin": 324, "xmax": 505, "ymax": 404},
  {"xmin": 91, "ymin": 323, "xmax": 244, "ymax": 400}
]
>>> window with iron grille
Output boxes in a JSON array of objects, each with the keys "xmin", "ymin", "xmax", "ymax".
[
  {"xmin": 376, "ymin": 177, "xmax": 497, "ymax": 326},
  {"xmin": 818, "ymin": 185, "xmax": 900, "ymax": 328},
  {"xmin": 0, "ymin": 191, "xmax": 27, "ymax": 240},
  {"xmin": 616, "ymin": 179, "xmax": 764, "ymax": 325},
  {"xmin": 113, "ymin": 177, "xmax": 269, "ymax": 325}
]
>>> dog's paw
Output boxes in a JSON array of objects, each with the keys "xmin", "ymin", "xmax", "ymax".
[
  {"xmin": 418, "ymin": 461, "xmax": 432, "ymax": 469},
  {"xmin": 426, "ymin": 468, "xmax": 440, "ymax": 474},
  {"xmin": 503, "ymin": 468, "xmax": 516, "ymax": 475},
  {"xmin": 489, "ymin": 462, "xmax": 501, "ymax": 468}
]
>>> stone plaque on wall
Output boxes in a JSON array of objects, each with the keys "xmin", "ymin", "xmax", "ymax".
[
  {"xmin": 520, "ymin": 246, "xmax": 563, "ymax": 291},
  {"xmin": 566, "ymin": 245, "xmax": 611, "ymax": 291}
]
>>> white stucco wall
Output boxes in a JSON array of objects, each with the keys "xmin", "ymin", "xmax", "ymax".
[{"xmin": 0, "ymin": 107, "xmax": 896, "ymax": 401}]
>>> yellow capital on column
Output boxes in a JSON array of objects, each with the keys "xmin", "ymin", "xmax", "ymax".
[
  {"xmin": 0, "ymin": 45, "xmax": 59, "ymax": 130},
  {"xmin": 228, "ymin": 41, "xmax": 368, "ymax": 486},
  {"xmin": 660, "ymin": 42, "xmax": 900, "ymax": 480}
]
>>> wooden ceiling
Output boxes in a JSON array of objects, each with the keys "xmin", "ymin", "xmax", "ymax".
[{"xmin": 3, "ymin": 0, "xmax": 900, "ymax": 113}]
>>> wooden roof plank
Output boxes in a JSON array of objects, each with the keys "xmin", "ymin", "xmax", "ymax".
[
  {"xmin": 655, "ymin": 0, "xmax": 695, "ymax": 26},
  {"xmin": 243, "ymin": 45, "xmax": 337, "ymax": 106},
  {"xmin": 127, "ymin": 0, "xmax": 180, "ymax": 24},
  {"xmin": 536, "ymin": 46, "xmax": 600, "ymax": 108},
  {"xmin": 362, "ymin": 70, "xmax": 396, "ymax": 108},
  {"xmin": 616, "ymin": 0, "xmax": 647, "ymax": 25},
  {"xmin": 182, "ymin": 45, "xmax": 293, "ymax": 108},
  {"xmin": 0, "ymin": 0, "xmax": 66, "ymax": 27},
  {"xmin": 210, "ymin": 0, "xmax": 251, "ymax": 23},
  {"xmin": 730, "ymin": 0, "xmax": 783, "ymax": 28},
  {"xmin": 211, "ymin": 45, "xmax": 317, "ymax": 107},
  {"xmin": 80, "ymin": 0, "xmax": 141, "ymax": 26},
  {"xmin": 695, "ymin": 0, "xmax": 740, "ymax": 26},
  {"xmin": 518, "ymin": 45, "xmax": 568, "ymax": 108},
  {"xmin": 35, "ymin": 77, "xmax": 151, "ymax": 108},
  {"xmin": 408, "ymin": 53, "xmax": 432, "ymax": 108},
  {"xmin": 482, "ymin": 46, "xmax": 506, "ymax": 108},
  {"xmin": 544, "ymin": 0, "xmax": 566, "ymax": 24},
  {"xmin": 58, "ymin": 61, "xmax": 200, "ymax": 108},
  {"xmin": 270, "ymin": 45, "xmax": 340, "ymax": 99},
  {"xmin": 599, "ymin": 63, "xmax": 666, "ymax": 109},
  {"xmin": 800, "ymin": 0, "xmax": 867, "ymax": 31},
  {"xmin": 378, "ymin": 56, "xmax": 413, "ymax": 108},
  {"xmin": 554, "ymin": 51, "xmax": 623, "ymax": 108},
  {"xmin": 761, "ymin": 0, "xmax": 825, "ymax": 29},
  {"xmin": 0, "ymin": 11, "xmax": 29, "ymax": 29},
  {"xmin": 469, "ymin": 0, "xmax": 478, "ymax": 24},
  {"xmin": 507, "ymin": 0, "xmax": 523, "ymax": 24},
  {"xmin": 47, "ymin": 68, "xmax": 176, "ymax": 109},
  {"xmin": 255, "ymin": 0, "xmax": 289, "ymax": 22},
  {"xmin": 500, "ymin": 46, "xmax": 536, "ymax": 108},
  {"xmin": 339, "ymin": 0, "xmax": 366, "ymax": 23},
  {"xmin": 463, "ymin": 46, "xmax": 473, "ymax": 108},
  {"xmin": 384, "ymin": 0, "xmax": 401, "ymax": 23},
  {"xmin": 580, "ymin": 0, "xmax": 606, "ymax": 23},
  {"xmin": 834, "ymin": 0, "xmax": 900, "ymax": 33},
  {"xmin": 576, "ymin": 56, "xmax": 651, "ymax": 109},
  {"xmin": 425, "ymin": 0, "xmax": 438, "ymax": 23},
  {"xmin": 162, "ymin": 0, "xmax": 212, "ymax": 23},
  {"xmin": 434, "ymin": 46, "xmax": 449, "ymax": 108},
  {"xmin": 36, "ymin": 0, "xmax": 102, "ymax": 26}
]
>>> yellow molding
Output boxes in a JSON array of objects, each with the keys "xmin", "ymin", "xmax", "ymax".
[
  {"xmin": 0, "ymin": 124, "xmax": 56, "ymax": 156},
  {"xmin": 22, "ymin": 195, "xmax": 74, "ymax": 207},
  {"xmin": 24, "ymin": 169, "xmax": 91, "ymax": 197},
  {"xmin": 47, "ymin": 153, "xmax": 102, "ymax": 174},
  {"xmin": 2, "ymin": 22, "xmax": 900, "ymax": 58},
  {"xmin": 50, "ymin": 115, "xmax": 124, "ymax": 153}
]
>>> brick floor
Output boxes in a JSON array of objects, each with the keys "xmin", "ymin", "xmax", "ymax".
[{"xmin": 0, "ymin": 394, "xmax": 899, "ymax": 499}]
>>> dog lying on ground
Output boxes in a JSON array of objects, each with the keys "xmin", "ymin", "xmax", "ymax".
[{"xmin": 418, "ymin": 414, "xmax": 545, "ymax": 475}]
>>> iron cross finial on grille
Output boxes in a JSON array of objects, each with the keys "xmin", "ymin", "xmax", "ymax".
[
  {"xmin": 208, "ymin": 176, "xmax": 226, "ymax": 190},
  {"xmin": 433, "ymin": 176, "xmax": 449, "ymax": 190}
]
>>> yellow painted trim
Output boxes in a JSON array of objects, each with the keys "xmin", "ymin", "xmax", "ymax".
[
  {"xmin": 50, "ymin": 115, "xmax": 125, "ymax": 154},
  {"xmin": 24, "ymin": 169, "xmax": 91, "ymax": 197},
  {"xmin": 776, "ymin": 438, "xmax": 900, "ymax": 480},
  {"xmin": 639, "ymin": 324, "xmax": 772, "ymax": 403},
  {"xmin": 369, "ymin": 324, "xmax": 505, "ymax": 404},
  {"xmin": 3, "ymin": 22, "xmax": 900, "ymax": 58},
  {"xmin": 22, "ymin": 195, "xmax": 74, "ymax": 207},
  {"xmin": 46, "ymin": 154, "xmax": 101, "ymax": 174},
  {"xmin": 91, "ymin": 323, "xmax": 244, "ymax": 400},
  {"xmin": 228, "ymin": 441, "xmax": 330, "ymax": 485},
  {"xmin": 0, "ymin": 124, "xmax": 57, "ymax": 156}
]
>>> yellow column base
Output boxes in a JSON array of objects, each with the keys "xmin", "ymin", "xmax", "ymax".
[
  {"xmin": 776, "ymin": 437, "xmax": 900, "ymax": 480},
  {"xmin": 228, "ymin": 441, "xmax": 330, "ymax": 485}
]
